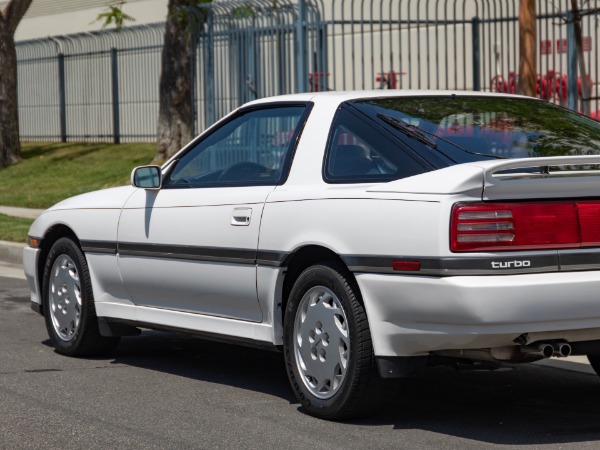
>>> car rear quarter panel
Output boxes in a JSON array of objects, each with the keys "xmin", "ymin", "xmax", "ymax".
[{"xmin": 260, "ymin": 191, "xmax": 447, "ymax": 258}]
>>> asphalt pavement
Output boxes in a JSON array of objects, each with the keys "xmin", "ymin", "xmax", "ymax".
[{"xmin": 2, "ymin": 272, "xmax": 600, "ymax": 448}]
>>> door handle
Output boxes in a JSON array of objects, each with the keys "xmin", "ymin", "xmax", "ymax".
[{"xmin": 231, "ymin": 207, "xmax": 252, "ymax": 226}]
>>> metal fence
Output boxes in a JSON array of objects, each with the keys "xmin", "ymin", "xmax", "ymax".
[
  {"xmin": 15, "ymin": 0, "xmax": 600, "ymax": 143},
  {"xmin": 17, "ymin": 24, "xmax": 164, "ymax": 143}
]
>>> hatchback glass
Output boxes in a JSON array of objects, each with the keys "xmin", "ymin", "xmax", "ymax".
[{"xmin": 353, "ymin": 96, "xmax": 600, "ymax": 165}]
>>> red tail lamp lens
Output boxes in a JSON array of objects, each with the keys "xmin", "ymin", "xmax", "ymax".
[
  {"xmin": 451, "ymin": 202, "xmax": 585, "ymax": 252},
  {"xmin": 578, "ymin": 202, "xmax": 600, "ymax": 246}
]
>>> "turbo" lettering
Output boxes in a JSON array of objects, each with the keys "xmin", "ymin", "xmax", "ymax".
[{"xmin": 491, "ymin": 260, "xmax": 531, "ymax": 269}]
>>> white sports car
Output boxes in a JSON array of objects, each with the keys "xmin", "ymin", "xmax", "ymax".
[{"xmin": 24, "ymin": 91, "xmax": 600, "ymax": 419}]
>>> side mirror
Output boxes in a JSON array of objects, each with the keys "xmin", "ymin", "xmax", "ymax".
[{"xmin": 131, "ymin": 165, "xmax": 162, "ymax": 190}]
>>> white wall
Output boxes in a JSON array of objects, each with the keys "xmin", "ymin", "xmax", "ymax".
[{"xmin": 3, "ymin": 0, "xmax": 168, "ymax": 41}]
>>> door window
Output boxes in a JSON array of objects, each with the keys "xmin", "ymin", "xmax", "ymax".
[{"xmin": 165, "ymin": 105, "xmax": 309, "ymax": 188}]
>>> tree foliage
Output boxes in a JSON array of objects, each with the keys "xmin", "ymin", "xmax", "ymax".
[
  {"xmin": 0, "ymin": 0, "xmax": 33, "ymax": 169},
  {"xmin": 95, "ymin": 1, "xmax": 135, "ymax": 32}
]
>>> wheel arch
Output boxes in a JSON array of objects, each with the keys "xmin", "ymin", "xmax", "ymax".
[
  {"xmin": 36, "ymin": 224, "xmax": 81, "ymax": 315},
  {"xmin": 281, "ymin": 244, "xmax": 359, "ymax": 314}
]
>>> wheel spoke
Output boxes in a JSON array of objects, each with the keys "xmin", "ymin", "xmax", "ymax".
[
  {"xmin": 48, "ymin": 254, "xmax": 82, "ymax": 341},
  {"xmin": 293, "ymin": 285, "xmax": 351, "ymax": 400}
]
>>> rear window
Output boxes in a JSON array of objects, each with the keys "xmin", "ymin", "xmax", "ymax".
[
  {"xmin": 323, "ymin": 108, "xmax": 427, "ymax": 183},
  {"xmin": 352, "ymin": 96, "xmax": 600, "ymax": 165}
]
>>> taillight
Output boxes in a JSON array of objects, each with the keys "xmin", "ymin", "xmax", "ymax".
[
  {"xmin": 577, "ymin": 202, "xmax": 600, "ymax": 246},
  {"xmin": 451, "ymin": 201, "xmax": 600, "ymax": 252}
]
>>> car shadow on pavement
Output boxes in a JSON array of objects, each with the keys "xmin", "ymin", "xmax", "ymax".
[
  {"xmin": 359, "ymin": 364, "xmax": 600, "ymax": 445},
  {"xmin": 106, "ymin": 330, "xmax": 296, "ymax": 403},
  {"xmin": 80, "ymin": 329, "xmax": 600, "ymax": 445}
]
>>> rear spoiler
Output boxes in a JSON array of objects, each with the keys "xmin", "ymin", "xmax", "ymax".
[{"xmin": 481, "ymin": 155, "xmax": 600, "ymax": 201}]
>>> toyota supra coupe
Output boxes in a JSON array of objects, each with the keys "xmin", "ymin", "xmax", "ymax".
[{"xmin": 24, "ymin": 91, "xmax": 600, "ymax": 419}]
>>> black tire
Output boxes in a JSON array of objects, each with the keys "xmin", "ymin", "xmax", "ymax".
[
  {"xmin": 42, "ymin": 237, "xmax": 120, "ymax": 356},
  {"xmin": 283, "ymin": 261, "xmax": 385, "ymax": 420}
]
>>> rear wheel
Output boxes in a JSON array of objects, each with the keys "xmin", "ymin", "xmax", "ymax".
[
  {"xmin": 42, "ymin": 237, "xmax": 119, "ymax": 356},
  {"xmin": 283, "ymin": 261, "xmax": 385, "ymax": 420}
]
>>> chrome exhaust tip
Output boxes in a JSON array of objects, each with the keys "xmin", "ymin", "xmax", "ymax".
[
  {"xmin": 554, "ymin": 342, "xmax": 572, "ymax": 358},
  {"xmin": 539, "ymin": 343, "xmax": 555, "ymax": 358},
  {"xmin": 520, "ymin": 343, "xmax": 554, "ymax": 359}
]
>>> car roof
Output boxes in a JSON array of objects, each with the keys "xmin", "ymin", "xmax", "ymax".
[{"xmin": 244, "ymin": 89, "xmax": 538, "ymax": 107}]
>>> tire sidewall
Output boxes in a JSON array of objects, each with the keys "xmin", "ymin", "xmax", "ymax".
[
  {"xmin": 42, "ymin": 237, "xmax": 95, "ymax": 356},
  {"xmin": 283, "ymin": 263, "xmax": 365, "ymax": 418}
]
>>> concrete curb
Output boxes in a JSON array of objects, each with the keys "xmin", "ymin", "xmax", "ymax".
[
  {"xmin": 0, "ymin": 240, "xmax": 25, "ymax": 266},
  {"xmin": 0, "ymin": 205, "xmax": 40, "ymax": 266}
]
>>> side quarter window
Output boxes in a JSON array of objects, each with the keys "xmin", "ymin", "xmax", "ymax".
[
  {"xmin": 165, "ymin": 105, "xmax": 309, "ymax": 188},
  {"xmin": 324, "ymin": 107, "xmax": 426, "ymax": 183}
]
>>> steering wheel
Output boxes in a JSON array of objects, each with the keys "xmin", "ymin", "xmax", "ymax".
[{"xmin": 218, "ymin": 162, "xmax": 267, "ymax": 181}]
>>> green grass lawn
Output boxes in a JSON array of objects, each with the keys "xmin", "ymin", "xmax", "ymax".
[
  {"xmin": 0, "ymin": 214, "xmax": 34, "ymax": 244},
  {"xmin": 0, "ymin": 142, "xmax": 155, "ymax": 242},
  {"xmin": 0, "ymin": 142, "xmax": 155, "ymax": 209}
]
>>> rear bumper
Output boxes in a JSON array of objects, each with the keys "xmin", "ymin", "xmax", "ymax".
[{"xmin": 356, "ymin": 270, "xmax": 600, "ymax": 357}]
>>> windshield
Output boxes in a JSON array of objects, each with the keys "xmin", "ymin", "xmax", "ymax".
[{"xmin": 353, "ymin": 96, "xmax": 600, "ymax": 164}]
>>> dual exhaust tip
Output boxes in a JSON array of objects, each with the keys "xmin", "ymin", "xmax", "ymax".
[{"xmin": 523, "ymin": 342, "xmax": 572, "ymax": 359}]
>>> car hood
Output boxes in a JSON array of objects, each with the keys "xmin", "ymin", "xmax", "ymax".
[{"xmin": 46, "ymin": 186, "xmax": 137, "ymax": 212}]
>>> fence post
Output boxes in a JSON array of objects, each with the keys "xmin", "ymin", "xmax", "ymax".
[
  {"xmin": 317, "ymin": 23, "xmax": 328, "ymax": 92},
  {"xmin": 566, "ymin": 11, "xmax": 578, "ymax": 112},
  {"xmin": 58, "ymin": 53, "xmax": 67, "ymax": 142},
  {"xmin": 110, "ymin": 48, "xmax": 120, "ymax": 144},
  {"xmin": 190, "ymin": 31, "xmax": 198, "ymax": 137},
  {"xmin": 471, "ymin": 17, "xmax": 481, "ymax": 91},
  {"xmin": 246, "ymin": 21, "xmax": 257, "ymax": 100},
  {"xmin": 295, "ymin": 0, "xmax": 308, "ymax": 93},
  {"xmin": 204, "ymin": 11, "xmax": 216, "ymax": 127}
]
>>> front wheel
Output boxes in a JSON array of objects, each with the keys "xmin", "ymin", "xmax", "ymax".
[
  {"xmin": 42, "ymin": 237, "xmax": 120, "ymax": 356},
  {"xmin": 283, "ymin": 262, "xmax": 384, "ymax": 420}
]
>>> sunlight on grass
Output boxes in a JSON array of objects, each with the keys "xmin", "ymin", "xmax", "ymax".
[
  {"xmin": 0, "ymin": 142, "xmax": 155, "ymax": 209},
  {"xmin": 0, "ymin": 214, "xmax": 34, "ymax": 243}
]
